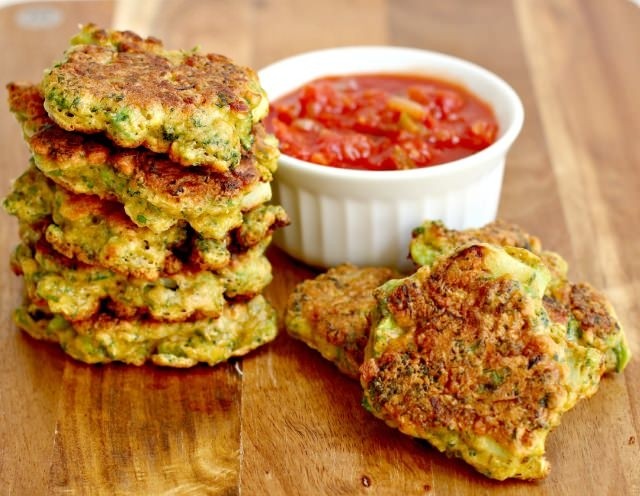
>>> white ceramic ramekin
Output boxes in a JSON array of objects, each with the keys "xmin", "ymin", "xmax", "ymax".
[{"xmin": 259, "ymin": 46, "xmax": 524, "ymax": 271}]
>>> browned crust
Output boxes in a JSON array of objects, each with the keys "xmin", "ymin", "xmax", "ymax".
[
  {"xmin": 287, "ymin": 264, "xmax": 401, "ymax": 377},
  {"xmin": 7, "ymin": 83, "xmax": 264, "ymax": 203},
  {"xmin": 363, "ymin": 245, "xmax": 567, "ymax": 450},
  {"xmin": 568, "ymin": 282, "xmax": 620, "ymax": 344},
  {"xmin": 46, "ymin": 28, "xmax": 256, "ymax": 125}
]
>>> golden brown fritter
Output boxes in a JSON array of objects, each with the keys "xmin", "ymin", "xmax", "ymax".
[
  {"xmin": 410, "ymin": 219, "xmax": 542, "ymax": 267},
  {"xmin": 44, "ymin": 190, "xmax": 186, "ymax": 280},
  {"xmin": 7, "ymin": 82, "xmax": 275, "ymax": 238},
  {"xmin": 41, "ymin": 24, "xmax": 268, "ymax": 170},
  {"xmin": 3, "ymin": 165, "xmax": 286, "ymax": 280},
  {"xmin": 14, "ymin": 294, "xmax": 278, "ymax": 367},
  {"xmin": 11, "ymin": 238, "xmax": 273, "ymax": 323},
  {"xmin": 537, "ymin": 251, "xmax": 626, "ymax": 373},
  {"xmin": 362, "ymin": 243, "xmax": 604, "ymax": 480},
  {"xmin": 285, "ymin": 264, "xmax": 401, "ymax": 378},
  {"xmin": 410, "ymin": 219, "xmax": 630, "ymax": 375},
  {"xmin": 48, "ymin": 169, "xmax": 184, "ymax": 278},
  {"xmin": 543, "ymin": 282, "xmax": 630, "ymax": 373}
]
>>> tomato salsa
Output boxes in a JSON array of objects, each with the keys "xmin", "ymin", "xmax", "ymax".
[{"xmin": 265, "ymin": 73, "xmax": 499, "ymax": 171}]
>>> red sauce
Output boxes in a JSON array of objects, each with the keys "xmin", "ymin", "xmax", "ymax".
[{"xmin": 266, "ymin": 73, "xmax": 499, "ymax": 171}]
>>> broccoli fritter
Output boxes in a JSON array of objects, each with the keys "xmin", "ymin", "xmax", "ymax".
[
  {"xmin": 7, "ymin": 83, "xmax": 276, "ymax": 238},
  {"xmin": 3, "ymin": 166, "xmax": 288, "ymax": 279},
  {"xmin": 285, "ymin": 264, "xmax": 401, "ymax": 378},
  {"xmin": 14, "ymin": 294, "xmax": 277, "ymax": 367},
  {"xmin": 411, "ymin": 220, "xmax": 630, "ymax": 376},
  {"xmin": 362, "ymin": 243, "xmax": 604, "ymax": 481},
  {"xmin": 410, "ymin": 219, "xmax": 542, "ymax": 267},
  {"xmin": 543, "ymin": 282, "xmax": 630, "ymax": 374},
  {"xmin": 567, "ymin": 283, "xmax": 629, "ymax": 372},
  {"xmin": 534, "ymin": 253, "xmax": 631, "ymax": 373},
  {"xmin": 11, "ymin": 240, "xmax": 272, "ymax": 323},
  {"xmin": 4, "ymin": 166, "xmax": 185, "ymax": 279},
  {"xmin": 41, "ymin": 24, "xmax": 268, "ymax": 170}
]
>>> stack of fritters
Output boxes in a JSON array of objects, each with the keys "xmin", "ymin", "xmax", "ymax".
[
  {"xmin": 285, "ymin": 220, "xmax": 630, "ymax": 480},
  {"xmin": 4, "ymin": 25, "xmax": 288, "ymax": 367}
]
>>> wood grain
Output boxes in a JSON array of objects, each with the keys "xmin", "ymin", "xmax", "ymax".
[{"xmin": 0, "ymin": 1, "xmax": 638, "ymax": 494}]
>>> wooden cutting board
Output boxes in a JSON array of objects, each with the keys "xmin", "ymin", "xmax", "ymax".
[{"xmin": 1, "ymin": 1, "xmax": 638, "ymax": 494}]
